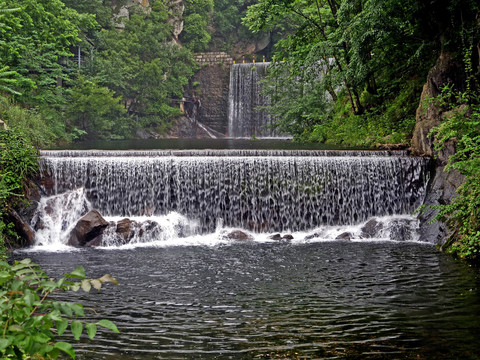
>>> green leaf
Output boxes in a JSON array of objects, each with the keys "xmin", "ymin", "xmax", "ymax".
[
  {"xmin": 8, "ymin": 324, "xmax": 23, "ymax": 332},
  {"xmin": 70, "ymin": 303, "xmax": 85, "ymax": 317},
  {"xmin": 67, "ymin": 266, "xmax": 86, "ymax": 279},
  {"xmin": 33, "ymin": 332, "xmax": 51, "ymax": 344},
  {"xmin": 56, "ymin": 319, "xmax": 68, "ymax": 336},
  {"xmin": 71, "ymin": 320, "xmax": 83, "ymax": 340},
  {"xmin": 96, "ymin": 319, "xmax": 119, "ymax": 333},
  {"xmin": 60, "ymin": 302, "xmax": 73, "ymax": 317},
  {"xmin": 85, "ymin": 323, "xmax": 97, "ymax": 339},
  {"xmin": 0, "ymin": 338, "xmax": 11, "ymax": 350},
  {"xmin": 54, "ymin": 341, "xmax": 75, "ymax": 359},
  {"xmin": 24, "ymin": 291, "xmax": 35, "ymax": 307}
]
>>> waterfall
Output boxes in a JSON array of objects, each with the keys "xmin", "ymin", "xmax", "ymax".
[
  {"xmin": 38, "ymin": 150, "xmax": 430, "ymax": 234},
  {"xmin": 228, "ymin": 63, "xmax": 282, "ymax": 138}
]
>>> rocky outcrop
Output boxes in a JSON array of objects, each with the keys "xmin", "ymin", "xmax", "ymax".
[
  {"xmin": 168, "ymin": 0, "xmax": 185, "ymax": 43},
  {"xmin": 411, "ymin": 52, "xmax": 467, "ymax": 244},
  {"xmin": 411, "ymin": 53, "xmax": 466, "ymax": 157},
  {"xmin": 112, "ymin": 0, "xmax": 151, "ymax": 29},
  {"xmin": 67, "ymin": 210, "xmax": 109, "ymax": 246}
]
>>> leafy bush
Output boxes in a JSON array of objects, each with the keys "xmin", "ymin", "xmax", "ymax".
[
  {"xmin": 431, "ymin": 99, "xmax": 480, "ymax": 262},
  {"xmin": 0, "ymin": 130, "xmax": 39, "ymax": 251},
  {"xmin": 0, "ymin": 258, "xmax": 119, "ymax": 359},
  {"xmin": 0, "ymin": 102, "xmax": 58, "ymax": 148}
]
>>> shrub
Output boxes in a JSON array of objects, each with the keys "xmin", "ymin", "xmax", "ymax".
[{"xmin": 0, "ymin": 258, "xmax": 119, "ymax": 359}]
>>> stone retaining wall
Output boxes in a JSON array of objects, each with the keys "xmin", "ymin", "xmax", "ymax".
[{"xmin": 194, "ymin": 52, "xmax": 234, "ymax": 66}]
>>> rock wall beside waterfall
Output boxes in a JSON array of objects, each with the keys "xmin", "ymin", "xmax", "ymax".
[
  {"xmin": 411, "ymin": 52, "xmax": 466, "ymax": 244},
  {"xmin": 178, "ymin": 52, "xmax": 234, "ymax": 136}
]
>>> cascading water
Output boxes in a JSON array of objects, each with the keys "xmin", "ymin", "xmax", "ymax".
[
  {"xmin": 228, "ymin": 62, "xmax": 283, "ymax": 138},
  {"xmin": 34, "ymin": 149, "xmax": 430, "ymax": 247}
]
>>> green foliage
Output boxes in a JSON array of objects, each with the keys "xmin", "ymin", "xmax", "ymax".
[
  {"xmin": 211, "ymin": 0, "xmax": 267, "ymax": 52},
  {"xmin": 430, "ymin": 96, "xmax": 480, "ymax": 262},
  {"xmin": 59, "ymin": 0, "xmax": 113, "ymax": 29},
  {"xmin": 180, "ymin": 0, "xmax": 214, "ymax": 51},
  {"xmin": 0, "ymin": 66, "xmax": 20, "ymax": 103},
  {"xmin": 0, "ymin": 0, "xmax": 97, "ymax": 107},
  {"xmin": 65, "ymin": 76, "xmax": 129, "ymax": 140},
  {"xmin": 0, "ymin": 130, "xmax": 38, "ymax": 250},
  {"xmin": 0, "ymin": 102, "xmax": 58, "ymax": 148},
  {"xmin": 0, "ymin": 258, "xmax": 119, "ymax": 359},
  {"xmin": 89, "ymin": 2, "xmax": 196, "ymax": 132},
  {"xmin": 243, "ymin": 0, "xmax": 478, "ymax": 146}
]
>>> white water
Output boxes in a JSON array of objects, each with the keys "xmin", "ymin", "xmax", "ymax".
[
  {"xmin": 228, "ymin": 63, "xmax": 284, "ymax": 138},
  {"xmin": 28, "ymin": 187, "xmax": 425, "ymax": 251},
  {"xmin": 31, "ymin": 149, "xmax": 431, "ymax": 250}
]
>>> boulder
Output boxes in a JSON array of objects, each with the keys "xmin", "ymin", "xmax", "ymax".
[
  {"xmin": 335, "ymin": 232, "xmax": 352, "ymax": 241},
  {"xmin": 7, "ymin": 209, "xmax": 35, "ymax": 247},
  {"xmin": 116, "ymin": 218, "xmax": 137, "ymax": 243},
  {"xmin": 268, "ymin": 233, "xmax": 282, "ymax": 240},
  {"xmin": 282, "ymin": 234, "xmax": 294, "ymax": 240},
  {"xmin": 361, "ymin": 219, "xmax": 383, "ymax": 238},
  {"xmin": 223, "ymin": 230, "xmax": 253, "ymax": 241},
  {"xmin": 304, "ymin": 232, "xmax": 320, "ymax": 240},
  {"xmin": 67, "ymin": 210, "xmax": 109, "ymax": 246}
]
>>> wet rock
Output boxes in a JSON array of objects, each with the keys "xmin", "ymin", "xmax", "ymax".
[
  {"xmin": 116, "ymin": 218, "xmax": 137, "ymax": 243},
  {"xmin": 268, "ymin": 233, "xmax": 282, "ymax": 240},
  {"xmin": 7, "ymin": 209, "xmax": 35, "ymax": 246},
  {"xmin": 335, "ymin": 232, "xmax": 352, "ymax": 241},
  {"xmin": 67, "ymin": 210, "xmax": 109, "ymax": 246},
  {"xmin": 282, "ymin": 234, "xmax": 294, "ymax": 240},
  {"xmin": 84, "ymin": 235, "xmax": 104, "ymax": 247},
  {"xmin": 304, "ymin": 232, "xmax": 320, "ymax": 240},
  {"xmin": 388, "ymin": 220, "xmax": 414, "ymax": 241},
  {"xmin": 223, "ymin": 230, "xmax": 253, "ymax": 241},
  {"xmin": 361, "ymin": 219, "xmax": 383, "ymax": 238}
]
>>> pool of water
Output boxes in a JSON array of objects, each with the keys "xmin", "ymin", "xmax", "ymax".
[
  {"xmin": 16, "ymin": 241, "xmax": 480, "ymax": 359},
  {"xmin": 48, "ymin": 138, "xmax": 367, "ymax": 151}
]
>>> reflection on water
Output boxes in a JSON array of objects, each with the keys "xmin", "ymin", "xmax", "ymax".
[
  {"xmin": 47, "ymin": 138, "xmax": 367, "ymax": 151},
  {"xmin": 16, "ymin": 241, "xmax": 480, "ymax": 359}
]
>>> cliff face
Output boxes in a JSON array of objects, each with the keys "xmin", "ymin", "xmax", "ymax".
[{"xmin": 411, "ymin": 53, "xmax": 466, "ymax": 244}]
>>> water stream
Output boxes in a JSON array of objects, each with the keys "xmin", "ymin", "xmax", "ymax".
[{"xmin": 15, "ymin": 147, "xmax": 480, "ymax": 359}]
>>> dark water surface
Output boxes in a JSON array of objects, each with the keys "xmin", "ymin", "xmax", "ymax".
[
  {"xmin": 18, "ymin": 241, "xmax": 480, "ymax": 359},
  {"xmin": 48, "ymin": 138, "xmax": 366, "ymax": 151}
]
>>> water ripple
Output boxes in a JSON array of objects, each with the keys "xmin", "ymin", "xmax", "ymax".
[{"xmin": 16, "ymin": 242, "xmax": 480, "ymax": 359}]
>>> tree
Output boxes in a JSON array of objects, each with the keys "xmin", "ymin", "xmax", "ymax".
[
  {"xmin": 0, "ymin": 0, "xmax": 97, "ymax": 107},
  {"xmin": 65, "ymin": 76, "xmax": 128, "ymax": 139},
  {"xmin": 90, "ymin": 0, "xmax": 196, "ymax": 131},
  {"xmin": 243, "ymin": 0, "xmax": 479, "ymax": 144}
]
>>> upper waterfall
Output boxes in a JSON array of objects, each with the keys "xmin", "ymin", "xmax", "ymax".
[{"xmin": 228, "ymin": 62, "xmax": 283, "ymax": 138}]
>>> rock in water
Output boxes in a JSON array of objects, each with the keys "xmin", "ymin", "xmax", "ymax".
[
  {"xmin": 268, "ymin": 233, "xmax": 282, "ymax": 240},
  {"xmin": 222, "ymin": 230, "xmax": 253, "ymax": 241},
  {"xmin": 335, "ymin": 232, "xmax": 352, "ymax": 241},
  {"xmin": 361, "ymin": 219, "xmax": 383, "ymax": 238},
  {"xmin": 116, "ymin": 218, "xmax": 136, "ymax": 243},
  {"xmin": 68, "ymin": 210, "xmax": 109, "ymax": 246}
]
